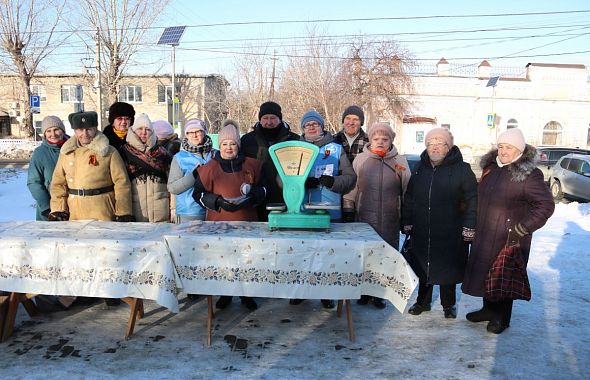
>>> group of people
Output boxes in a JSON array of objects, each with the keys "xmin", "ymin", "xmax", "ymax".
[{"xmin": 26, "ymin": 99, "xmax": 555, "ymax": 335}]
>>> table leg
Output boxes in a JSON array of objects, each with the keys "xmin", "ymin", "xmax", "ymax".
[
  {"xmin": 337, "ymin": 300, "xmax": 343, "ymax": 318},
  {"xmin": 345, "ymin": 299, "xmax": 355, "ymax": 342},
  {"xmin": 1, "ymin": 292, "xmax": 20, "ymax": 342},
  {"xmin": 0, "ymin": 295, "xmax": 8, "ymax": 339},
  {"xmin": 21, "ymin": 294, "xmax": 39, "ymax": 317},
  {"xmin": 125, "ymin": 298, "xmax": 142, "ymax": 340},
  {"xmin": 207, "ymin": 295, "xmax": 213, "ymax": 347}
]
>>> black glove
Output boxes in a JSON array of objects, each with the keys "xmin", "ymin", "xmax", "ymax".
[
  {"xmin": 48, "ymin": 211, "xmax": 69, "ymax": 221},
  {"xmin": 249, "ymin": 186, "xmax": 266, "ymax": 204},
  {"xmin": 342, "ymin": 209, "xmax": 355, "ymax": 223},
  {"xmin": 319, "ymin": 175, "xmax": 335, "ymax": 188},
  {"xmin": 199, "ymin": 192, "xmax": 221, "ymax": 210},
  {"xmin": 507, "ymin": 223, "xmax": 528, "ymax": 246},
  {"xmin": 305, "ymin": 177, "xmax": 320, "ymax": 189},
  {"xmin": 216, "ymin": 197, "xmax": 242, "ymax": 212},
  {"xmin": 113, "ymin": 214, "xmax": 135, "ymax": 222},
  {"xmin": 462, "ymin": 227, "xmax": 475, "ymax": 242},
  {"xmin": 41, "ymin": 209, "xmax": 50, "ymax": 218}
]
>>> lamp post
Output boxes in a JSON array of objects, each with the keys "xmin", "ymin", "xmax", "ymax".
[{"xmin": 157, "ymin": 26, "xmax": 186, "ymax": 135}]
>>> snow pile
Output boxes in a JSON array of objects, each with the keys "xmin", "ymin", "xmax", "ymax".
[{"xmin": 0, "ymin": 140, "xmax": 39, "ymax": 160}]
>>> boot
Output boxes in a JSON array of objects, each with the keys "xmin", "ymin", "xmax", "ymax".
[
  {"xmin": 321, "ymin": 299, "xmax": 335, "ymax": 309},
  {"xmin": 466, "ymin": 299, "xmax": 495, "ymax": 322},
  {"xmin": 486, "ymin": 318, "xmax": 509, "ymax": 334},
  {"xmin": 216, "ymin": 296, "xmax": 232, "ymax": 309},
  {"xmin": 373, "ymin": 297, "xmax": 386, "ymax": 309},
  {"xmin": 357, "ymin": 295, "xmax": 371, "ymax": 305},
  {"xmin": 240, "ymin": 297, "xmax": 258, "ymax": 310},
  {"xmin": 443, "ymin": 305, "xmax": 457, "ymax": 319},
  {"xmin": 289, "ymin": 298, "xmax": 304, "ymax": 305},
  {"xmin": 408, "ymin": 302, "xmax": 431, "ymax": 315}
]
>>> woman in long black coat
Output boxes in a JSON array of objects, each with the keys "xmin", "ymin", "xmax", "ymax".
[
  {"xmin": 402, "ymin": 128, "xmax": 478, "ymax": 319},
  {"xmin": 462, "ymin": 128, "xmax": 554, "ymax": 334}
]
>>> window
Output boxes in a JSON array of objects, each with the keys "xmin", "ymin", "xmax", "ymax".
[
  {"xmin": 581, "ymin": 161, "xmax": 590, "ymax": 174},
  {"xmin": 542, "ymin": 121, "xmax": 563, "ymax": 145},
  {"xmin": 61, "ymin": 85, "xmax": 83, "ymax": 103},
  {"xmin": 157, "ymin": 84, "xmax": 182, "ymax": 103},
  {"xmin": 440, "ymin": 124, "xmax": 450, "ymax": 130},
  {"xmin": 567, "ymin": 159, "xmax": 582, "ymax": 174},
  {"xmin": 118, "ymin": 85, "xmax": 142, "ymax": 102},
  {"xmin": 507, "ymin": 118, "xmax": 518, "ymax": 129},
  {"xmin": 560, "ymin": 158, "xmax": 571, "ymax": 169},
  {"xmin": 30, "ymin": 85, "xmax": 47, "ymax": 102}
]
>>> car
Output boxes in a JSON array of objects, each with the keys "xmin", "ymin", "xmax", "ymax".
[
  {"xmin": 403, "ymin": 154, "xmax": 421, "ymax": 171},
  {"xmin": 549, "ymin": 153, "xmax": 590, "ymax": 202},
  {"xmin": 536, "ymin": 146, "xmax": 590, "ymax": 183}
]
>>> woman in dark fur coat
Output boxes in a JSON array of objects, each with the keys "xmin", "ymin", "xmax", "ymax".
[{"xmin": 462, "ymin": 128, "xmax": 554, "ymax": 334}]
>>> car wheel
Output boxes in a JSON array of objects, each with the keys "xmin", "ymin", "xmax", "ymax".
[{"xmin": 550, "ymin": 180, "xmax": 564, "ymax": 201}]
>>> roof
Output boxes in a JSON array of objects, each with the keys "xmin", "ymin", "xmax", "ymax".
[{"xmin": 526, "ymin": 63, "xmax": 586, "ymax": 69}]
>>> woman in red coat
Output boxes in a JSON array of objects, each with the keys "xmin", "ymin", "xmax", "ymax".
[
  {"xmin": 192, "ymin": 122, "xmax": 267, "ymax": 311},
  {"xmin": 462, "ymin": 128, "xmax": 554, "ymax": 334}
]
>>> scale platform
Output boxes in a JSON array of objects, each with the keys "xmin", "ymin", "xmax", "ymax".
[{"xmin": 267, "ymin": 141, "xmax": 332, "ymax": 231}]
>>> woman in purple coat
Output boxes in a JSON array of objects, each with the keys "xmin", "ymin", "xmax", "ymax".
[{"xmin": 462, "ymin": 128, "xmax": 554, "ymax": 334}]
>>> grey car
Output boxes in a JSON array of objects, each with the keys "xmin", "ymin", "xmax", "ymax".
[
  {"xmin": 549, "ymin": 153, "xmax": 590, "ymax": 202},
  {"xmin": 537, "ymin": 146, "xmax": 590, "ymax": 183}
]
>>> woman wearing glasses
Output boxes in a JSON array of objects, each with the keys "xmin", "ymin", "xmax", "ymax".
[
  {"xmin": 167, "ymin": 118, "xmax": 216, "ymax": 223},
  {"xmin": 402, "ymin": 127, "xmax": 478, "ymax": 319}
]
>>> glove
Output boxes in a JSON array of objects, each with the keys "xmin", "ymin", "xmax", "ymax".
[
  {"xmin": 247, "ymin": 186, "xmax": 267, "ymax": 206},
  {"xmin": 342, "ymin": 209, "xmax": 355, "ymax": 223},
  {"xmin": 216, "ymin": 197, "xmax": 242, "ymax": 212},
  {"xmin": 305, "ymin": 177, "xmax": 319, "ymax": 189},
  {"xmin": 403, "ymin": 225, "xmax": 413, "ymax": 235},
  {"xmin": 113, "ymin": 215, "xmax": 135, "ymax": 222},
  {"xmin": 48, "ymin": 211, "xmax": 69, "ymax": 221},
  {"xmin": 507, "ymin": 223, "xmax": 528, "ymax": 246},
  {"xmin": 41, "ymin": 209, "xmax": 50, "ymax": 218},
  {"xmin": 319, "ymin": 175, "xmax": 335, "ymax": 188},
  {"xmin": 462, "ymin": 227, "xmax": 475, "ymax": 242}
]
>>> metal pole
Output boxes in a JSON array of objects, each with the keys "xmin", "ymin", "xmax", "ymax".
[
  {"xmin": 172, "ymin": 45, "xmax": 176, "ymax": 134},
  {"xmin": 96, "ymin": 28, "xmax": 103, "ymax": 130}
]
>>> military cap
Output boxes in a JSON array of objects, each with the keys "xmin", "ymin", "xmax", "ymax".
[{"xmin": 69, "ymin": 111, "xmax": 98, "ymax": 129}]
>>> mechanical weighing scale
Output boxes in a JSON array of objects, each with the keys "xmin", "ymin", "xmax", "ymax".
[{"xmin": 267, "ymin": 141, "xmax": 339, "ymax": 230}]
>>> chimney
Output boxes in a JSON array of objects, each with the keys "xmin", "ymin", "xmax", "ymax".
[
  {"xmin": 478, "ymin": 60, "xmax": 491, "ymax": 78},
  {"xmin": 437, "ymin": 57, "xmax": 449, "ymax": 76}
]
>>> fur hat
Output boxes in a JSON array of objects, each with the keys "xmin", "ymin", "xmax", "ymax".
[
  {"xmin": 300, "ymin": 110, "xmax": 324, "ymax": 131},
  {"xmin": 184, "ymin": 118, "xmax": 207, "ymax": 134},
  {"xmin": 368, "ymin": 122, "xmax": 396, "ymax": 142},
  {"xmin": 258, "ymin": 101, "xmax": 282, "ymax": 120},
  {"xmin": 69, "ymin": 111, "xmax": 98, "ymax": 129},
  {"xmin": 497, "ymin": 128, "xmax": 526, "ymax": 153},
  {"xmin": 342, "ymin": 105, "xmax": 365, "ymax": 126},
  {"xmin": 131, "ymin": 113, "xmax": 151, "ymax": 131},
  {"xmin": 218, "ymin": 124, "xmax": 241, "ymax": 149},
  {"xmin": 108, "ymin": 102, "xmax": 135, "ymax": 125},
  {"xmin": 40, "ymin": 116, "xmax": 65, "ymax": 136},
  {"xmin": 152, "ymin": 120, "xmax": 174, "ymax": 139},
  {"xmin": 425, "ymin": 127, "xmax": 454, "ymax": 148}
]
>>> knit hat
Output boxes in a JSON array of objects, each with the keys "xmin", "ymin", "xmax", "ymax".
[
  {"xmin": 258, "ymin": 101, "xmax": 282, "ymax": 120},
  {"xmin": 342, "ymin": 105, "xmax": 365, "ymax": 126},
  {"xmin": 40, "ymin": 116, "xmax": 65, "ymax": 136},
  {"xmin": 425, "ymin": 127, "xmax": 454, "ymax": 148},
  {"xmin": 218, "ymin": 124, "xmax": 241, "ymax": 149},
  {"xmin": 368, "ymin": 122, "xmax": 396, "ymax": 142},
  {"xmin": 300, "ymin": 110, "xmax": 324, "ymax": 131},
  {"xmin": 222, "ymin": 118, "xmax": 240, "ymax": 132},
  {"xmin": 152, "ymin": 120, "xmax": 174, "ymax": 139},
  {"xmin": 69, "ymin": 111, "xmax": 98, "ymax": 129},
  {"xmin": 131, "ymin": 113, "xmax": 151, "ymax": 131},
  {"xmin": 184, "ymin": 118, "xmax": 207, "ymax": 134},
  {"xmin": 497, "ymin": 128, "xmax": 526, "ymax": 153},
  {"xmin": 108, "ymin": 102, "xmax": 135, "ymax": 125}
]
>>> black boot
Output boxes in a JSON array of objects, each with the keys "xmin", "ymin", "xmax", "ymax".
[
  {"xmin": 289, "ymin": 298, "xmax": 304, "ymax": 305},
  {"xmin": 240, "ymin": 296, "xmax": 258, "ymax": 310},
  {"xmin": 373, "ymin": 297, "xmax": 386, "ymax": 309},
  {"xmin": 466, "ymin": 298, "xmax": 495, "ymax": 322},
  {"xmin": 321, "ymin": 299, "xmax": 335, "ymax": 309},
  {"xmin": 443, "ymin": 305, "xmax": 457, "ymax": 319},
  {"xmin": 216, "ymin": 296, "xmax": 232, "ymax": 309},
  {"xmin": 408, "ymin": 302, "xmax": 431, "ymax": 315},
  {"xmin": 486, "ymin": 318, "xmax": 509, "ymax": 334},
  {"xmin": 357, "ymin": 295, "xmax": 371, "ymax": 305}
]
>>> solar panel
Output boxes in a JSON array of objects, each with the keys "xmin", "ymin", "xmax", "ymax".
[
  {"xmin": 486, "ymin": 76, "xmax": 500, "ymax": 87},
  {"xmin": 157, "ymin": 26, "xmax": 186, "ymax": 46}
]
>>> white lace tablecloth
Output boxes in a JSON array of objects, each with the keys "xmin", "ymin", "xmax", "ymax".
[
  {"xmin": 164, "ymin": 222, "xmax": 418, "ymax": 313},
  {"xmin": 0, "ymin": 221, "xmax": 180, "ymax": 313}
]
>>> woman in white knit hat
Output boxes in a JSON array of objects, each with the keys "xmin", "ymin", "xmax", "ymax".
[{"xmin": 462, "ymin": 128, "xmax": 554, "ymax": 334}]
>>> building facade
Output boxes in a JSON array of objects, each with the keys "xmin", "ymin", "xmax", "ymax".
[{"xmin": 0, "ymin": 73, "xmax": 228, "ymax": 138}]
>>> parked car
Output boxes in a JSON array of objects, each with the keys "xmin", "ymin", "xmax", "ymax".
[
  {"xmin": 549, "ymin": 153, "xmax": 590, "ymax": 202},
  {"xmin": 537, "ymin": 146, "xmax": 590, "ymax": 182},
  {"xmin": 403, "ymin": 154, "xmax": 421, "ymax": 171}
]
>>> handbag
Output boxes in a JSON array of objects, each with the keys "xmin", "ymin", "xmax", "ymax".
[{"xmin": 485, "ymin": 244, "xmax": 532, "ymax": 301}]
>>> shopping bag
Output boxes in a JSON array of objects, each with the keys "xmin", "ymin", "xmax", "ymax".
[{"xmin": 485, "ymin": 244, "xmax": 531, "ymax": 301}]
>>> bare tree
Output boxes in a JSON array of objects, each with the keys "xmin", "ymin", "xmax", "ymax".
[
  {"xmin": 76, "ymin": 0, "xmax": 170, "ymax": 108},
  {"xmin": 0, "ymin": 0, "xmax": 66, "ymax": 136}
]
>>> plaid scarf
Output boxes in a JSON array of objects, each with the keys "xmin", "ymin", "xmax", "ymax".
[
  {"xmin": 181, "ymin": 135, "xmax": 213, "ymax": 155},
  {"xmin": 120, "ymin": 143, "xmax": 171, "ymax": 184},
  {"xmin": 335, "ymin": 129, "xmax": 369, "ymax": 163}
]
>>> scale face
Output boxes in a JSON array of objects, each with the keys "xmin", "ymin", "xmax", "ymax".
[{"xmin": 267, "ymin": 141, "xmax": 331, "ymax": 230}]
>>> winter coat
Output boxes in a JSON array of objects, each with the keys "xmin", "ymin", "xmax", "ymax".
[
  {"xmin": 193, "ymin": 152, "xmax": 265, "ymax": 222},
  {"xmin": 102, "ymin": 124, "xmax": 127, "ymax": 150},
  {"xmin": 302, "ymin": 133, "xmax": 357, "ymax": 221},
  {"xmin": 461, "ymin": 145, "xmax": 555, "ymax": 297},
  {"xmin": 119, "ymin": 129, "xmax": 172, "ymax": 223},
  {"xmin": 241, "ymin": 122, "xmax": 300, "ymax": 220},
  {"xmin": 343, "ymin": 144, "xmax": 411, "ymax": 248},
  {"xmin": 402, "ymin": 145, "xmax": 478, "ymax": 284},
  {"xmin": 334, "ymin": 128, "xmax": 370, "ymax": 163},
  {"xmin": 27, "ymin": 139, "xmax": 65, "ymax": 220},
  {"xmin": 158, "ymin": 134, "xmax": 181, "ymax": 156},
  {"xmin": 50, "ymin": 131, "xmax": 132, "ymax": 221}
]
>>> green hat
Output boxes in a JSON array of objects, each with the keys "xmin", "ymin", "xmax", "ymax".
[{"xmin": 69, "ymin": 111, "xmax": 98, "ymax": 129}]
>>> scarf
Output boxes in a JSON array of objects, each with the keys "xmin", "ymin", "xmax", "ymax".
[
  {"xmin": 181, "ymin": 134, "xmax": 213, "ymax": 155},
  {"xmin": 120, "ymin": 143, "xmax": 171, "ymax": 183},
  {"xmin": 47, "ymin": 138, "xmax": 67, "ymax": 147},
  {"xmin": 113, "ymin": 128, "xmax": 128, "ymax": 140},
  {"xmin": 369, "ymin": 147, "xmax": 388, "ymax": 157}
]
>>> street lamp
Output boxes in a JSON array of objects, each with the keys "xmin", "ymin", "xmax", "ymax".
[{"xmin": 157, "ymin": 26, "xmax": 186, "ymax": 135}]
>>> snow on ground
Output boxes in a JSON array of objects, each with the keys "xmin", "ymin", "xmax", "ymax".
[{"xmin": 0, "ymin": 167, "xmax": 588, "ymax": 379}]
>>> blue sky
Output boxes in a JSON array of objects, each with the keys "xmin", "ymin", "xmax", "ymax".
[{"xmin": 44, "ymin": 0, "xmax": 590, "ymax": 77}]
